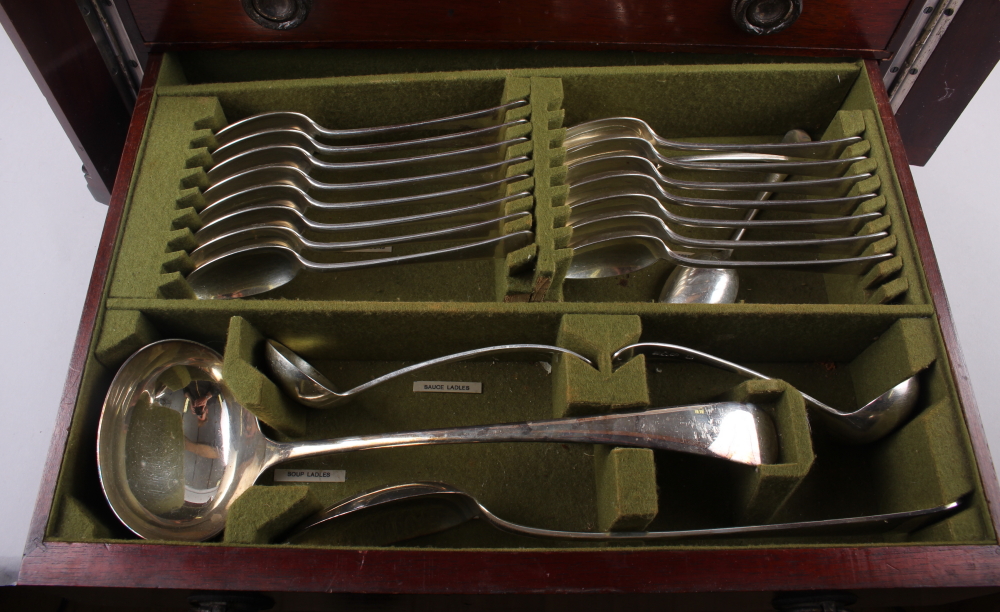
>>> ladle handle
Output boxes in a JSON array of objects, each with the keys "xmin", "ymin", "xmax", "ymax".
[{"xmin": 271, "ymin": 402, "xmax": 777, "ymax": 467}]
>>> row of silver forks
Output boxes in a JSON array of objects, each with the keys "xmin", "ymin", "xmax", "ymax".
[{"xmin": 183, "ymin": 98, "xmax": 892, "ymax": 299}]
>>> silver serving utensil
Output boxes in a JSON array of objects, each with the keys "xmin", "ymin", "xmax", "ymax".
[
  {"xmin": 199, "ymin": 175, "xmax": 531, "ymax": 225},
  {"xmin": 96, "ymin": 340, "xmax": 778, "ymax": 541},
  {"xmin": 204, "ymin": 156, "xmax": 530, "ymax": 206},
  {"xmin": 569, "ymin": 211, "xmax": 886, "ymax": 256},
  {"xmin": 185, "ymin": 231, "xmax": 535, "ymax": 300},
  {"xmin": 568, "ymin": 170, "xmax": 877, "ymax": 215},
  {"xmin": 215, "ymin": 99, "xmax": 529, "ymax": 148},
  {"xmin": 189, "ymin": 211, "xmax": 531, "ymax": 268},
  {"xmin": 207, "ymin": 137, "xmax": 529, "ymax": 186},
  {"xmin": 566, "ymin": 154, "xmax": 868, "ymax": 197},
  {"xmin": 565, "ymin": 117, "xmax": 860, "ymax": 159},
  {"xmin": 566, "ymin": 137, "xmax": 866, "ymax": 178},
  {"xmin": 613, "ymin": 342, "xmax": 925, "ymax": 444},
  {"xmin": 212, "ymin": 119, "xmax": 530, "ymax": 166},
  {"xmin": 660, "ymin": 129, "xmax": 810, "ymax": 303},
  {"xmin": 565, "ymin": 230, "xmax": 893, "ymax": 279},
  {"xmin": 265, "ymin": 340, "xmax": 594, "ymax": 409},
  {"xmin": 195, "ymin": 192, "xmax": 532, "ymax": 247},
  {"xmin": 285, "ymin": 482, "xmax": 971, "ymax": 543},
  {"xmin": 568, "ymin": 191, "xmax": 881, "ymax": 236}
]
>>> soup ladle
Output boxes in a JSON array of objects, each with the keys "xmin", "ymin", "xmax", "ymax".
[
  {"xmin": 612, "ymin": 342, "xmax": 924, "ymax": 444},
  {"xmin": 265, "ymin": 339, "xmax": 594, "ymax": 409},
  {"xmin": 185, "ymin": 230, "xmax": 535, "ymax": 299},
  {"xmin": 96, "ymin": 340, "xmax": 778, "ymax": 541}
]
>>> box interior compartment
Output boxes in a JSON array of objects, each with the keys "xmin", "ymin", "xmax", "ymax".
[{"xmin": 43, "ymin": 50, "xmax": 993, "ymax": 553}]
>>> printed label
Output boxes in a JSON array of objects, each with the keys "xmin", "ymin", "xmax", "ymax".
[
  {"xmin": 273, "ymin": 469, "xmax": 346, "ymax": 483},
  {"xmin": 412, "ymin": 381, "xmax": 483, "ymax": 394}
]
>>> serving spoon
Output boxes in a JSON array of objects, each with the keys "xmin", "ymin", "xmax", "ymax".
[
  {"xmin": 285, "ymin": 482, "xmax": 970, "ymax": 543},
  {"xmin": 265, "ymin": 339, "xmax": 594, "ymax": 409},
  {"xmin": 612, "ymin": 342, "xmax": 924, "ymax": 444},
  {"xmin": 215, "ymin": 99, "xmax": 529, "ymax": 148},
  {"xmin": 189, "ymin": 211, "xmax": 531, "ymax": 267},
  {"xmin": 96, "ymin": 340, "xmax": 777, "ymax": 541},
  {"xmin": 564, "ymin": 117, "xmax": 860, "ymax": 159},
  {"xmin": 199, "ymin": 173, "xmax": 532, "ymax": 223},
  {"xmin": 185, "ymin": 230, "xmax": 535, "ymax": 300}
]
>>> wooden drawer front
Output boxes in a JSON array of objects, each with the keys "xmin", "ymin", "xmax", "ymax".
[{"xmin": 127, "ymin": 0, "xmax": 908, "ymax": 57}]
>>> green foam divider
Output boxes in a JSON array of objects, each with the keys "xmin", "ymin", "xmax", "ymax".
[
  {"xmin": 718, "ymin": 379, "xmax": 814, "ymax": 525},
  {"xmin": 223, "ymin": 316, "xmax": 308, "ymax": 437},
  {"xmin": 552, "ymin": 314, "xmax": 649, "ymax": 417},
  {"xmin": 594, "ymin": 447, "xmax": 658, "ymax": 532},
  {"xmin": 224, "ymin": 485, "xmax": 323, "ymax": 544}
]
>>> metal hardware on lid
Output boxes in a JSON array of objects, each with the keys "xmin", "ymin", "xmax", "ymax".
[
  {"xmin": 888, "ymin": 0, "xmax": 964, "ymax": 112},
  {"xmin": 731, "ymin": 0, "xmax": 802, "ymax": 35},
  {"xmin": 242, "ymin": 0, "xmax": 312, "ymax": 30}
]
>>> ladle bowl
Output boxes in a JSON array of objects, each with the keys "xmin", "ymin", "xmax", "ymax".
[{"xmin": 97, "ymin": 340, "xmax": 778, "ymax": 541}]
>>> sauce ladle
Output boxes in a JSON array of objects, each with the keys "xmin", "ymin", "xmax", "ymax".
[
  {"xmin": 612, "ymin": 342, "xmax": 924, "ymax": 444},
  {"xmin": 96, "ymin": 340, "xmax": 778, "ymax": 541},
  {"xmin": 265, "ymin": 339, "xmax": 594, "ymax": 409}
]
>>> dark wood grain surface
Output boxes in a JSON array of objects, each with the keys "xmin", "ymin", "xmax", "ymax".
[
  {"xmin": 17, "ymin": 541, "xmax": 1000, "ymax": 593},
  {"xmin": 124, "ymin": 0, "xmax": 908, "ymax": 58},
  {"xmin": 0, "ymin": 0, "xmax": 132, "ymax": 201},
  {"xmin": 866, "ymin": 59, "xmax": 1000, "ymax": 536},
  {"xmin": 893, "ymin": 0, "xmax": 1000, "ymax": 166}
]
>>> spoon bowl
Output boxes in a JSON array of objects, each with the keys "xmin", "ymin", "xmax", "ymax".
[{"xmin": 98, "ymin": 340, "xmax": 778, "ymax": 541}]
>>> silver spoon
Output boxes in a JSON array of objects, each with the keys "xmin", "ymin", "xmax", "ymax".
[
  {"xmin": 207, "ymin": 137, "xmax": 530, "ymax": 187},
  {"xmin": 568, "ymin": 170, "xmax": 877, "ymax": 215},
  {"xmin": 613, "ymin": 342, "xmax": 924, "ymax": 444},
  {"xmin": 199, "ymin": 173, "xmax": 532, "ymax": 223},
  {"xmin": 568, "ymin": 191, "xmax": 880, "ymax": 236},
  {"xmin": 96, "ymin": 340, "xmax": 778, "ymax": 541},
  {"xmin": 566, "ymin": 136, "xmax": 866, "ymax": 178},
  {"xmin": 569, "ymin": 211, "xmax": 886, "ymax": 256},
  {"xmin": 189, "ymin": 211, "xmax": 531, "ymax": 268},
  {"xmin": 565, "ymin": 230, "xmax": 893, "ymax": 279},
  {"xmin": 215, "ymin": 99, "xmax": 529, "ymax": 148},
  {"xmin": 564, "ymin": 118, "xmax": 860, "ymax": 159},
  {"xmin": 660, "ymin": 129, "xmax": 810, "ymax": 304},
  {"xmin": 286, "ymin": 482, "xmax": 970, "ymax": 543},
  {"xmin": 566, "ymin": 154, "xmax": 869, "ymax": 197},
  {"xmin": 194, "ymin": 192, "xmax": 532, "ymax": 247},
  {"xmin": 213, "ymin": 118, "xmax": 530, "ymax": 166},
  {"xmin": 204, "ymin": 156, "xmax": 530, "ymax": 206},
  {"xmin": 185, "ymin": 230, "xmax": 535, "ymax": 300},
  {"xmin": 266, "ymin": 339, "xmax": 594, "ymax": 409}
]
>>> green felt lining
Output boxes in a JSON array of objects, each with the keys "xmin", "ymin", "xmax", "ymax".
[{"xmin": 40, "ymin": 52, "xmax": 994, "ymax": 552}]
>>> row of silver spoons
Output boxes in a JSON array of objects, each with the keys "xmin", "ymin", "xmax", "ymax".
[{"xmin": 183, "ymin": 101, "xmax": 889, "ymax": 298}]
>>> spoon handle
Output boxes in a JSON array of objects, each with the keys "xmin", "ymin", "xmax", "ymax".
[{"xmin": 270, "ymin": 402, "xmax": 777, "ymax": 467}]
